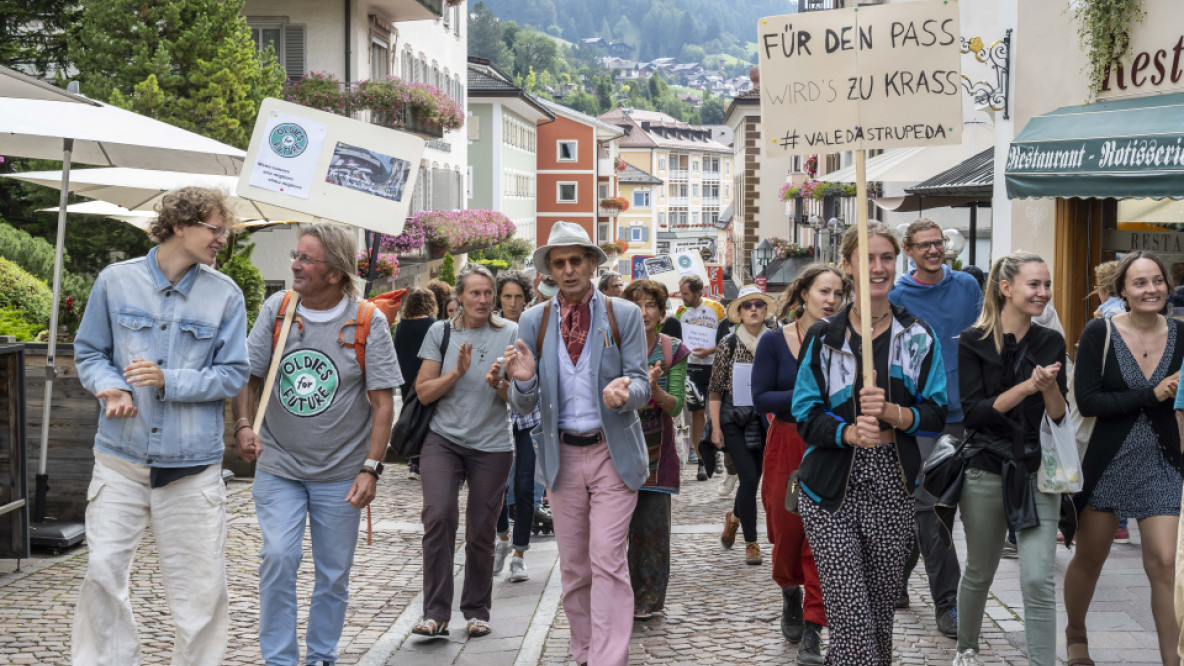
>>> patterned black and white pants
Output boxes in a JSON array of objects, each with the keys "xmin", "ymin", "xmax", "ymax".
[{"xmin": 800, "ymin": 444, "xmax": 915, "ymax": 666}]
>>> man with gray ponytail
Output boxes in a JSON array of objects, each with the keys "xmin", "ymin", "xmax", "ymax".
[{"xmin": 232, "ymin": 222, "xmax": 400, "ymax": 666}]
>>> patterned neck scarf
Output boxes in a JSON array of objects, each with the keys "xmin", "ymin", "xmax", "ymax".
[{"xmin": 558, "ymin": 286, "xmax": 594, "ymax": 365}]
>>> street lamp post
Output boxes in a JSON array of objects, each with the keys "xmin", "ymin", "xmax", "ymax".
[{"xmin": 807, "ymin": 214, "xmax": 824, "ymax": 261}]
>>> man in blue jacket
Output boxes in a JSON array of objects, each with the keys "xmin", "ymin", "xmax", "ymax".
[
  {"xmin": 889, "ymin": 218, "xmax": 983, "ymax": 639},
  {"xmin": 504, "ymin": 221, "xmax": 650, "ymax": 666},
  {"xmin": 72, "ymin": 188, "xmax": 249, "ymax": 665}
]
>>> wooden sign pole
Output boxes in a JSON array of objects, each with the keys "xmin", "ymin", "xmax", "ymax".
[{"xmin": 855, "ymin": 149, "xmax": 874, "ymax": 389}]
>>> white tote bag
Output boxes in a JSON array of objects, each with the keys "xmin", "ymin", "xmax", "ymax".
[{"xmin": 1038, "ymin": 412, "xmax": 1084, "ymax": 494}]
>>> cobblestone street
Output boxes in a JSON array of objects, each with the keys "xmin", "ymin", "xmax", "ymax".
[{"xmin": 0, "ymin": 457, "xmax": 1160, "ymax": 665}]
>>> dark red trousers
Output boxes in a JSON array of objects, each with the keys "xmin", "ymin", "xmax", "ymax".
[{"xmin": 761, "ymin": 417, "xmax": 826, "ymax": 627}]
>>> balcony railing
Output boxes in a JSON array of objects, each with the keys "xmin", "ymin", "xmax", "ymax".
[
  {"xmin": 669, "ymin": 169, "xmax": 689, "ymax": 180},
  {"xmin": 370, "ymin": 107, "xmax": 445, "ymax": 140},
  {"xmin": 702, "ymin": 171, "xmax": 720, "ymax": 182},
  {"xmin": 702, "ymin": 197, "xmax": 721, "ymax": 205},
  {"xmin": 798, "ymin": 0, "xmax": 847, "ymax": 11},
  {"xmin": 669, "ymin": 197, "xmax": 689, "ymax": 206}
]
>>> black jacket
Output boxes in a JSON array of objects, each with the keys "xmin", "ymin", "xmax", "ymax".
[{"xmin": 1073, "ymin": 317, "xmax": 1184, "ymax": 515}]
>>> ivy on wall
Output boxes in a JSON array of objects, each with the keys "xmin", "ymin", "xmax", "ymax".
[{"xmin": 1073, "ymin": 0, "xmax": 1147, "ymax": 96}]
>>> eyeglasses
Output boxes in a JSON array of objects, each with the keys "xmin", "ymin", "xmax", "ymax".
[
  {"xmin": 549, "ymin": 256, "xmax": 585, "ymax": 271},
  {"xmin": 740, "ymin": 300, "xmax": 767, "ymax": 311},
  {"xmin": 289, "ymin": 249, "xmax": 328, "ymax": 265},
  {"xmin": 908, "ymin": 240, "xmax": 946, "ymax": 252},
  {"xmin": 196, "ymin": 221, "xmax": 229, "ymax": 239}
]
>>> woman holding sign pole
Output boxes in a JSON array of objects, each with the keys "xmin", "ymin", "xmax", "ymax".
[
  {"xmin": 792, "ymin": 224, "xmax": 948, "ymax": 665},
  {"xmin": 709, "ymin": 286, "xmax": 775, "ymax": 565}
]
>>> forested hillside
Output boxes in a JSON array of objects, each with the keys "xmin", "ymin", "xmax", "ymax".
[{"xmin": 477, "ymin": 0, "xmax": 792, "ymax": 62}]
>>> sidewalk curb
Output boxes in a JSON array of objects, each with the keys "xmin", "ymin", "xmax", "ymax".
[{"xmin": 514, "ymin": 553, "xmax": 564, "ymax": 666}]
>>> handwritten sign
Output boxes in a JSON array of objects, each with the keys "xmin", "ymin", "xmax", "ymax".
[
  {"xmin": 758, "ymin": 0, "xmax": 963, "ymax": 155},
  {"xmin": 681, "ymin": 323, "xmax": 716, "ymax": 356}
]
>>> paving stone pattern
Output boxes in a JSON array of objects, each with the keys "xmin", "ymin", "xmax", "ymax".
[{"xmin": 0, "ymin": 454, "xmax": 1161, "ymax": 665}]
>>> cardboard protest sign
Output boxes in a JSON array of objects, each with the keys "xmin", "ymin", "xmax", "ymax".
[
  {"xmin": 238, "ymin": 98, "xmax": 426, "ymax": 236},
  {"xmin": 758, "ymin": 0, "xmax": 963, "ymax": 156},
  {"xmin": 644, "ymin": 251, "xmax": 708, "ymax": 295}
]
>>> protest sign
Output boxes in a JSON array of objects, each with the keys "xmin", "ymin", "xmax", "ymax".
[
  {"xmin": 758, "ymin": 0, "xmax": 963, "ymax": 155},
  {"xmin": 238, "ymin": 98, "xmax": 426, "ymax": 236}
]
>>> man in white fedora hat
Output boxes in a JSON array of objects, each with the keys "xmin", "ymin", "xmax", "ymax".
[{"xmin": 502, "ymin": 221, "xmax": 651, "ymax": 666}]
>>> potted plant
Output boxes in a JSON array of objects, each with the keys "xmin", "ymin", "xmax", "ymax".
[{"xmin": 598, "ymin": 196, "xmax": 630, "ymax": 215}]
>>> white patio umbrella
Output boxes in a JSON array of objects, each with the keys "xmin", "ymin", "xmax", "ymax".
[
  {"xmin": 0, "ymin": 65, "xmax": 247, "ymax": 529},
  {"xmin": 9, "ymin": 167, "xmax": 323, "ymax": 224},
  {"xmin": 39, "ymin": 201, "xmax": 282, "ymax": 233}
]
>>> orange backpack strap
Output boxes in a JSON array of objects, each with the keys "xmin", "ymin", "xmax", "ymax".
[
  {"xmin": 339, "ymin": 300, "xmax": 377, "ymax": 377},
  {"xmin": 536, "ymin": 302, "xmax": 551, "ymax": 355},
  {"xmin": 271, "ymin": 290, "xmax": 304, "ymax": 351},
  {"xmin": 605, "ymin": 297, "xmax": 622, "ymax": 348}
]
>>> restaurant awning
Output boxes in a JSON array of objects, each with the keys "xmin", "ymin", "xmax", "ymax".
[{"xmin": 1005, "ymin": 92, "xmax": 1184, "ymax": 200}]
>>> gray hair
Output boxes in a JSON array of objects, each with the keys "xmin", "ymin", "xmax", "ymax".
[
  {"xmin": 598, "ymin": 272, "xmax": 623, "ymax": 292},
  {"xmin": 299, "ymin": 222, "xmax": 360, "ymax": 299},
  {"xmin": 453, "ymin": 263, "xmax": 506, "ymax": 328}
]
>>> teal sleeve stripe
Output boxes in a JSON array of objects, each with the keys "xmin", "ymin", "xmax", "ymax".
[{"xmin": 905, "ymin": 406, "xmax": 921, "ymax": 434}]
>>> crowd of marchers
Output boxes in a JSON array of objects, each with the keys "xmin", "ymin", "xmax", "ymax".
[{"xmin": 68, "ymin": 187, "xmax": 1182, "ymax": 666}]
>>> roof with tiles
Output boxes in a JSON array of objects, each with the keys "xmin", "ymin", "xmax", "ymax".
[{"xmin": 598, "ymin": 108, "xmax": 731, "ymax": 154}]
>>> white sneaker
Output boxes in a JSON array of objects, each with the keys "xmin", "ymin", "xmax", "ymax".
[
  {"xmin": 952, "ymin": 649, "xmax": 980, "ymax": 666},
  {"xmin": 718, "ymin": 473, "xmax": 738, "ymax": 497},
  {"xmin": 508, "ymin": 556, "xmax": 529, "ymax": 582},
  {"xmin": 493, "ymin": 538, "xmax": 511, "ymax": 575}
]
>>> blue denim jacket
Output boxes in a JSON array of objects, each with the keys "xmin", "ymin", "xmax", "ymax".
[{"xmin": 74, "ymin": 247, "xmax": 249, "ymax": 466}]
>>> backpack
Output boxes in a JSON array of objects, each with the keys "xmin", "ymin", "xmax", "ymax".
[{"xmin": 270, "ymin": 288, "xmax": 407, "ymax": 376}]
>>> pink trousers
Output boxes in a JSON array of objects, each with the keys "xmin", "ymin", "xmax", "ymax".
[{"xmin": 548, "ymin": 441, "xmax": 639, "ymax": 666}]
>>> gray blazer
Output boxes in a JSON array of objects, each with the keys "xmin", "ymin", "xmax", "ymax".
[{"xmin": 509, "ymin": 289, "xmax": 652, "ymax": 491}]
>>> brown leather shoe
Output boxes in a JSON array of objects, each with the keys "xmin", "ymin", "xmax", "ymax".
[
  {"xmin": 745, "ymin": 541, "xmax": 762, "ymax": 565},
  {"xmin": 720, "ymin": 511, "xmax": 740, "ymax": 549}
]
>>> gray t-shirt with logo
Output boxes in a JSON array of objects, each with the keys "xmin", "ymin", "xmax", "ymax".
[
  {"xmin": 419, "ymin": 319, "xmax": 517, "ymax": 452},
  {"xmin": 248, "ymin": 291, "xmax": 401, "ymax": 482}
]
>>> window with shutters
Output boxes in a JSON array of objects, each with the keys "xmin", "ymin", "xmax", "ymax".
[
  {"xmin": 401, "ymin": 49, "xmax": 413, "ymax": 80},
  {"xmin": 557, "ymin": 182, "xmax": 577, "ymax": 203},
  {"xmin": 629, "ymin": 227, "xmax": 644, "ymax": 242},
  {"xmin": 453, "ymin": 6, "xmax": 461, "ymax": 36},
  {"xmin": 432, "ymin": 168, "xmax": 451, "ymax": 211},
  {"xmin": 466, "ymin": 166, "xmax": 473, "ymax": 200},
  {"xmin": 431, "ymin": 62, "xmax": 439, "ymax": 88},
  {"xmin": 248, "ymin": 20, "xmax": 306, "ymax": 81},
  {"xmin": 370, "ymin": 39, "xmax": 389, "ymax": 80}
]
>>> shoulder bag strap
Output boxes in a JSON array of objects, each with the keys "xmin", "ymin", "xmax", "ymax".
[
  {"xmin": 537, "ymin": 302, "xmax": 551, "ymax": 355},
  {"xmin": 606, "ymin": 297, "xmax": 622, "ymax": 348}
]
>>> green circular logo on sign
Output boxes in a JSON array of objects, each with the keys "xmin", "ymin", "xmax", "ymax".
[
  {"xmin": 269, "ymin": 123, "xmax": 309, "ymax": 158},
  {"xmin": 677, "ymin": 255, "xmax": 693, "ymax": 269},
  {"xmin": 278, "ymin": 349, "xmax": 338, "ymax": 417}
]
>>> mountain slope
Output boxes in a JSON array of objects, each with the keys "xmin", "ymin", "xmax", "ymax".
[{"xmin": 476, "ymin": 0, "xmax": 792, "ymax": 62}]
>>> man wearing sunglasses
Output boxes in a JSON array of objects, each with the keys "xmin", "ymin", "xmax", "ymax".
[
  {"xmin": 888, "ymin": 218, "xmax": 983, "ymax": 639},
  {"xmin": 72, "ymin": 187, "xmax": 250, "ymax": 665}
]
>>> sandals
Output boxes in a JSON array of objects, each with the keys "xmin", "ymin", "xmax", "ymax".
[
  {"xmin": 1066, "ymin": 632, "xmax": 1095, "ymax": 666},
  {"xmin": 411, "ymin": 617, "xmax": 449, "ymax": 637},
  {"xmin": 467, "ymin": 618, "xmax": 492, "ymax": 638}
]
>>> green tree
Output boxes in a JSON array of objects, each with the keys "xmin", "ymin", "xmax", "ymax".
[
  {"xmin": 0, "ymin": 1, "xmax": 80, "ymax": 77},
  {"xmin": 564, "ymin": 90, "xmax": 600, "ymax": 116},
  {"xmin": 699, "ymin": 94, "xmax": 727, "ymax": 125},
  {"xmin": 525, "ymin": 67, "xmax": 538, "ymax": 91},
  {"xmin": 469, "ymin": 2, "xmax": 513, "ymax": 71},
  {"xmin": 70, "ymin": 0, "xmax": 285, "ymax": 149},
  {"xmin": 440, "ymin": 253, "xmax": 456, "ymax": 286},
  {"xmin": 217, "ymin": 237, "xmax": 265, "ymax": 330},
  {"xmin": 512, "ymin": 29, "xmax": 561, "ymax": 79}
]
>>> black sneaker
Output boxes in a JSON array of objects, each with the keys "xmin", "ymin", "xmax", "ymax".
[
  {"xmin": 696, "ymin": 462, "xmax": 708, "ymax": 481},
  {"xmin": 796, "ymin": 621, "xmax": 825, "ymax": 665},
  {"xmin": 781, "ymin": 586, "xmax": 804, "ymax": 643},
  {"xmin": 936, "ymin": 606, "xmax": 958, "ymax": 639},
  {"xmin": 895, "ymin": 589, "xmax": 910, "ymax": 609}
]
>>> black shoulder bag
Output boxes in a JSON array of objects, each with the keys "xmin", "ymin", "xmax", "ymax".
[{"xmin": 390, "ymin": 324, "xmax": 451, "ymax": 457}]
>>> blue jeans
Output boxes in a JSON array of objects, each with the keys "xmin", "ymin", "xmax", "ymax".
[
  {"xmin": 497, "ymin": 425, "xmax": 541, "ymax": 550},
  {"xmin": 254, "ymin": 471, "xmax": 361, "ymax": 666}
]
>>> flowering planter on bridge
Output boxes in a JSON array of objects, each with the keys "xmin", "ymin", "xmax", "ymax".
[
  {"xmin": 381, "ymin": 210, "xmax": 517, "ymax": 260},
  {"xmin": 283, "ymin": 73, "xmax": 464, "ymax": 140}
]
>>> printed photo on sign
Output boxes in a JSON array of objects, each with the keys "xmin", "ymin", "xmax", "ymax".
[
  {"xmin": 643, "ymin": 255, "xmax": 675, "ymax": 277},
  {"xmin": 326, "ymin": 142, "xmax": 413, "ymax": 202},
  {"xmin": 247, "ymin": 111, "xmax": 328, "ymax": 199},
  {"xmin": 279, "ymin": 349, "xmax": 339, "ymax": 417}
]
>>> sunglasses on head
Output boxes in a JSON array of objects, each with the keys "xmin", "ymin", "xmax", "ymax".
[{"xmin": 740, "ymin": 300, "xmax": 766, "ymax": 311}]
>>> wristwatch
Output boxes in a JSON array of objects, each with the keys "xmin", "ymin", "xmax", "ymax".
[{"xmin": 363, "ymin": 459, "xmax": 384, "ymax": 476}]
